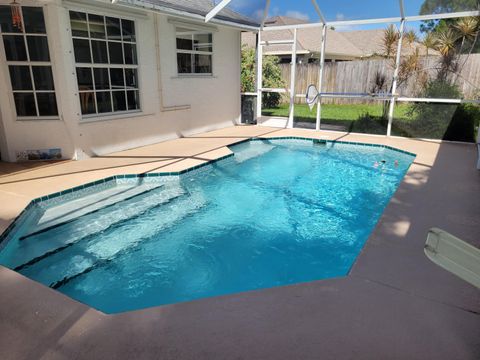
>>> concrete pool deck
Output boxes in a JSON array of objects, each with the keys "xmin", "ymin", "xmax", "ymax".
[{"xmin": 0, "ymin": 125, "xmax": 479, "ymax": 359}]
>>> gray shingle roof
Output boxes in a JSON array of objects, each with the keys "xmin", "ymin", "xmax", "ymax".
[
  {"xmin": 341, "ymin": 29, "xmax": 438, "ymax": 57},
  {"xmin": 243, "ymin": 16, "xmax": 436, "ymax": 59},
  {"xmin": 139, "ymin": 0, "xmax": 260, "ymax": 27},
  {"xmin": 242, "ymin": 16, "xmax": 363, "ymax": 59}
]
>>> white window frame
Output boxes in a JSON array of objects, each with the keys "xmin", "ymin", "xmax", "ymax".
[
  {"xmin": 175, "ymin": 27, "xmax": 213, "ymax": 76},
  {"xmin": 0, "ymin": 5, "xmax": 59, "ymax": 120},
  {"xmin": 69, "ymin": 10, "xmax": 141, "ymax": 119}
]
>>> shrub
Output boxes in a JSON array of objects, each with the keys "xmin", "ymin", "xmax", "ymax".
[
  {"xmin": 350, "ymin": 113, "xmax": 387, "ymax": 135},
  {"xmin": 241, "ymin": 45, "xmax": 285, "ymax": 109},
  {"xmin": 241, "ymin": 45, "xmax": 256, "ymax": 93},
  {"xmin": 405, "ymin": 80, "xmax": 479, "ymax": 141},
  {"xmin": 444, "ymin": 104, "xmax": 480, "ymax": 142},
  {"xmin": 262, "ymin": 56, "xmax": 285, "ymax": 108}
]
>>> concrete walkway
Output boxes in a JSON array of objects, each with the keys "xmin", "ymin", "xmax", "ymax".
[{"xmin": 0, "ymin": 126, "xmax": 479, "ymax": 359}]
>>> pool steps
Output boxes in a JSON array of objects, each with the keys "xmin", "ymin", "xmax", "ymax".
[
  {"xmin": 11, "ymin": 182, "xmax": 186, "ymax": 271},
  {"xmin": 233, "ymin": 141, "xmax": 275, "ymax": 163},
  {"xmin": 20, "ymin": 189, "xmax": 207, "ymax": 289},
  {"xmin": 21, "ymin": 182, "xmax": 166, "ymax": 240}
]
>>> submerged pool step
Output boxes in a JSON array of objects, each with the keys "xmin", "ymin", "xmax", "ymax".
[
  {"xmin": 25, "ymin": 182, "xmax": 165, "ymax": 238},
  {"xmin": 20, "ymin": 189, "xmax": 207, "ymax": 289},
  {"xmin": 234, "ymin": 141, "xmax": 275, "ymax": 163},
  {"xmin": 9, "ymin": 181, "xmax": 185, "ymax": 271}
]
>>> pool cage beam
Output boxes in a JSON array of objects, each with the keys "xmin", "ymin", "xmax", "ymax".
[
  {"xmin": 311, "ymin": 0, "xmax": 327, "ymax": 24},
  {"xmin": 315, "ymin": 24, "xmax": 327, "ymax": 131},
  {"xmin": 311, "ymin": 0, "xmax": 327, "ymax": 131},
  {"xmin": 205, "ymin": 0, "xmax": 233, "ymax": 22},
  {"xmin": 387, "ymin": 3, "xmax": 406, "ymax": 137},
  {"xmin": 256, "ymin": 31, "xmax": 263, "ymax": 120},
  {"xmin": 399, "ymin": 0, "xmax": 405, "ymax": 19},
  {"xmin": 287, "ymin": 29, "xmax": 298, "ymax": 129},
  {"xmin": 250, "ymin": 1, "xmax": 480, "ymax": 134},
  {"xmin": 262, "ymin": 10, "xmax": 480, "ymax": 32},
  {"xmin": 261, "ymin": 0, "xmax": 271, "ymax": 29}
]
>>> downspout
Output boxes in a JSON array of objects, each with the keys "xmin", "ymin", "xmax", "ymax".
[{"xmin": 153, "ymin": 14, "xmax": 190, "ymax": 112}]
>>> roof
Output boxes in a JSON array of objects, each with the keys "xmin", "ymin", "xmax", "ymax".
[
  {"xmin": 243, "ymin": 16, "xmax": 437, "ymax": 59},
  {"xmin": 340, "ymin": 29, "xmax": 436, "ymax": 57},
  {"xmin": 131, "ymin": 0, "xmax": 260, "ymax": 28}
]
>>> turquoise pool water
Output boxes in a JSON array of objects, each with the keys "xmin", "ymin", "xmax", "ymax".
[{"xmin": 0, "ymin": 139, "xmax": 414, "ymax": 313}]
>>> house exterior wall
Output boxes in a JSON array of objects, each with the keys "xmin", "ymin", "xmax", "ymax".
[{"xmin": 0, "ymin": 0, "xmax": 241, "ymax": 162}]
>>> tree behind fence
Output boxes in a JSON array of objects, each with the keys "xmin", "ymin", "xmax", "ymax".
[{"xmin": 279, "ymin": 54, "xmax": 480, "ymax": 104}]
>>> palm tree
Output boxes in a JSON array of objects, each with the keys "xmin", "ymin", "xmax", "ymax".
[
  {"xmin": 435, "ymin": 28, "xmax": 459, "ymax": 81},
  {"xmin": 454, "ymin": 16, "xmax": 480, "ymax": 76},
  {"xmin": 435, "ymin": 28, "xmax": 458, "ymax": 56},
  {"xmin": 405, "ymin": 30, "xmax": 418, "ymax": 47},
  {"xmin": 422, "ymin": 32, "xmax": 438, "ymax": 58},
  {"xmin": 454, "ymin": 17, "xmax": 478, "ymax": 55},
  {"xmin": 382, "ymin": 24, "xmax": 399, "ymax": 58}
]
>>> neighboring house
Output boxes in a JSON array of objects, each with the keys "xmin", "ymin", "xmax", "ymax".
[
  {"xmin": 340, "ymin": 29, "xmax": 436, "ymax": 58},
  {"xmin": 242, "ymin": 16, "xmax": 363, "ymax": 63},
  {"xmin": 242, "ymin": 16, "xmax": 434, "ymax": 63},
  {"xmin": 0, "ymin": 0, "xmax": 257, "ymax": 162}
]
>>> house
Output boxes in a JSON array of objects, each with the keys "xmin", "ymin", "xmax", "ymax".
[
  {"xmin": 0, "ymin": 0, "xmax": 258, "ymax": 162},
  {"xmin": 242, "ymin": 16, "xmax": 434, "ymax": 64},
  {"xmin": 242, "ymin": 16, "xmax": 363, "ymax": 63}
]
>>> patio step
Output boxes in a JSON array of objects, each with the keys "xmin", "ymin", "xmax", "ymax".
[
  {"xmin": 20, "ymin": 189, "xmax": 207, "ymax": 289},
  {"xmin": 10, "ymin": 181, "xmax": 185, "ymax": 271}
]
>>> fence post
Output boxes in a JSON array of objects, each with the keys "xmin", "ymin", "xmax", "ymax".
[
  {"xmin": 316, "ymin": 24, "xmax": 327, "ymax": 131},
  {"xmin": 287, "ymin": 28, "xmax": 297, "ymax": 129},
  {"xmin": 387, "ymin": 19, "xmax": 405, "ymax": 137}
]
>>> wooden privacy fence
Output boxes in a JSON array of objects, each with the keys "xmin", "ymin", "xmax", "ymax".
[{"xmin": 278, "ymin": 54, "xmax": 480, "ymax": 104}]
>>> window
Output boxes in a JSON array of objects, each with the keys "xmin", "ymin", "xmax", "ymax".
[
  {"xmin": 69, "ymin": 11, "xmax": 140, "ymax": 117},
  {"xmin": 0, "ymin": 6, "xmax": 58, "ymax": 118},
  {"xmin": 176, "ymin": 27, "xmax": 212, "ymax": 75}
]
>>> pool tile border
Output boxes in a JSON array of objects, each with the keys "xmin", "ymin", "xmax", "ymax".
[
  {"xmin": 0, "ymin": 138, "xmax": 416, "ymax": 246},
  {"xmin": 252, "ymin": 136, "xmax": 417, "ymax": 157},
  {"xmin": 0, "ymin": 153, "xmax": 234, "ymax": 247}
]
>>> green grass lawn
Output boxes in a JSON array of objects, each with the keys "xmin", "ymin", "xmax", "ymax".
[
  {"xmin": 262, "ymin": 103, "xmax": 415, "ymax": 135},
  {"xmin": 260, "ymin": 102, "xmax": 477, "ymax": 141},
  {"xmin": 262, "ymin": 103, "xmax": 412, "ymax": 123}
]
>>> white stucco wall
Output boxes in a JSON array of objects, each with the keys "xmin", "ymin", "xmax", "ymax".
[{"xmin": 0, "ymin": 0, "xmax": 242, "ymax": 161}]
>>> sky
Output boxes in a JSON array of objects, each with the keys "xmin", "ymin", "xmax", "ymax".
[
  {"xmin": 226, "ymin": 0, "xmax": 428, "ymax": 22},
  {"xmin": 258, "ymin": 0, "xmax": 427, "ymax": 22},
  {"xmin": 225, "ymin": 0, "xmax": 429, "ymax": 32}
]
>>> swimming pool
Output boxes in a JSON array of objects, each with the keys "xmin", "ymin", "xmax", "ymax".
[{"xmin": 0, "ymin": 138, "xmax": 415, "ymax": 313}]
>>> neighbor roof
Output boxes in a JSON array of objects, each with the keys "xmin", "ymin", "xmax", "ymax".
[
  {"xmin": 341, "ymin": 29, "xmax": 436, "ymax": 57},
  {"xmin": 242, "ymin": 16, "xmax": 363, "ymax": 60},
  {"xmin": 243, "ymin": 16, "xmax": 436, "ymax": 59},
  {"xmin": 127, "ymin": 0, "xmax": 260, "ymax": 28}
]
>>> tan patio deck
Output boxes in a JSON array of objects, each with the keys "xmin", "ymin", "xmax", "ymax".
[
  {"xmin": 0, "ymin": 125, "xmax": 457, "ymax": 235},
  {"xmin": 0, "ymin": 125, "xmax": 479, "ymax": 359}
]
